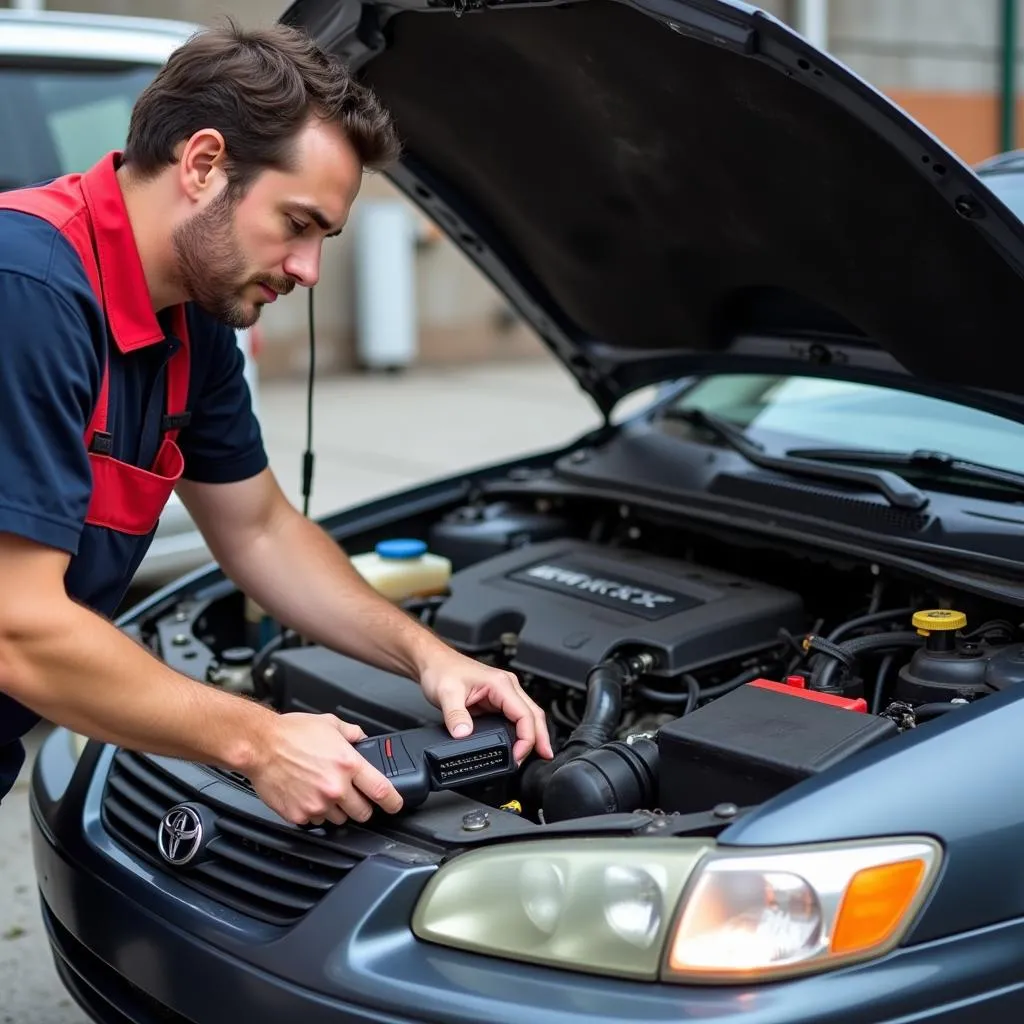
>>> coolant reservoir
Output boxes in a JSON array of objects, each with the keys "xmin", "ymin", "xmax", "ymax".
[{"xmin": 350, "ymin": 539, "xmax": 452, "ymax": 602}]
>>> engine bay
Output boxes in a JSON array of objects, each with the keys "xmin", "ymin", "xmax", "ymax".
[{"xmin": 141, "ymin": 490, "xmax": 1024, "ymax": 834}]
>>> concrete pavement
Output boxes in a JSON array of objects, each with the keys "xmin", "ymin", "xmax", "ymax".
[
  {"xmin": 0, "ymin": 358, "xmax": 614, "ymax": 1022},
  {"xmin": 257, "ymin": 358, "xmax": 605, "ymax": 516}
]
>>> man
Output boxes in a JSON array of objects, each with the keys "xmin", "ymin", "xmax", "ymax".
[{"xmin": 0, "ymin": 21, "xmax": 552, "ymax": 826}]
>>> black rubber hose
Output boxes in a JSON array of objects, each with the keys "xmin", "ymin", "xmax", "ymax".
[
  {"xmin": 252, "ymin": 628, "xmax": 299, "ymax": 699},
  {"xmin": 638, "ymin": 665, "xmax": 769, "ymax": 711},
  {"xmin": 915, "ymin": 701, "xmax": 969, "ymax": 721},
  {"xmin": 812, "ymin": 631, "xmax": 924, "ymax": 693},
  {"xmin": 636, "ymin": 673, "xmax": 700, "ymax": 712},
  {"xmin": 522, "ymin": 658, "xmax": 630, "ymax": 808},
  {"xmin": 558, "ymin": 660, "xmax": 629, "ymax": 749},
  {"xmin": 871, "ymin": 653, "xmax": 895, "ymax": 715},
  {"xmin": 827, "ymin": 607, "xmax": 914, "ymax": 644},
  {"xmin": 698, "ymin": 666, "xmax": 767, "ymax": 701}
]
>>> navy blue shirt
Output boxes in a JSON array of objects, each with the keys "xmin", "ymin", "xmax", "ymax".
[
  {"xmin": 0, "ymin": 211, "xmax": 267, "ymax": 610},
  {"xmin": 0, "ymin": 153, "xmax": 268, "ymax": 790}
]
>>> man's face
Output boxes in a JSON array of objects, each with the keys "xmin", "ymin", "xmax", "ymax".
[{"xmin": 171, "ymin": 118, "xmax": 363, "ymax": 329}]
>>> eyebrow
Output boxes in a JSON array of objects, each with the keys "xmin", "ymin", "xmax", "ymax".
[{"xmin": 291, "ymin": 203, "xmax": 344, "ymax": 238}]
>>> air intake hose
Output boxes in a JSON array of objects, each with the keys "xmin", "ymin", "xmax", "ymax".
[{"xmin": 522, "ymin": 657, "xmax": 631, "ymax": 810}]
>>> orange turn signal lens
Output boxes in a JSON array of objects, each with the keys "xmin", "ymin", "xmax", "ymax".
[{"xmin": 830, "ymin": 858, "xmax": 927, "ymax": 955}]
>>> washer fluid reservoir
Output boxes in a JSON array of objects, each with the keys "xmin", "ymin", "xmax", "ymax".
[{"xmin": 350, "ymin": 539, "xmax": 452, "ymax": 602}]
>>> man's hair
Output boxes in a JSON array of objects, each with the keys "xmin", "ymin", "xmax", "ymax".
[{"xmin": 122, "ymin": 19, "xmax": 400, "ymax": 193}]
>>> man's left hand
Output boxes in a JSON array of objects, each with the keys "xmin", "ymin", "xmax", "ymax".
[{"xmin": 418, "ymin": 649, "xmax": 554, "ymax": 765}]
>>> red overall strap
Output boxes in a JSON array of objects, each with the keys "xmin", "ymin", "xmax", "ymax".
[
  {"xmin": 163, "ymin": 306, "xmax": 191, "ymax": 443},
  {"xmin": 0, "ymin": 183, "xmax": 111, "ymax": 446},
  {"xmin": 2, "ymin": 159, "xmax": 190, "ymax": 541}
]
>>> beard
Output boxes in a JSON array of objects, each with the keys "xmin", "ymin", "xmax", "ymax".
[{"xmin": 170, "ymin": 188, "xmax": 293, "ymax": 330}]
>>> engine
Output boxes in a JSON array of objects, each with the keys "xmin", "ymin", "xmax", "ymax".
[
  {"xmin": 428, "ymin": 539, "xmax": 806, "ymax": 687},
  {"xmin": 152, "ymin": 499, "xmax": 1024, "ymax": 831}
]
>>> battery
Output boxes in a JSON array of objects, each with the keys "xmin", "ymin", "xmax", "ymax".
[{"xmin": 657, "ymin": 679, "xmax": 898, "ymax": 814}]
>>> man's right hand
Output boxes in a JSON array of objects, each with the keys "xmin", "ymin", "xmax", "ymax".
[
  {"xmin": 245, "ymin": 712, "xmax": 404, "ymax": 826},
  {"xmin": 0, "ymin": 533, "xmax": 401, "ymax": 826}
]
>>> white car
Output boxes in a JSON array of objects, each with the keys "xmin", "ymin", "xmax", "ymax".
[{"xmin": 0, "ymin": 7, "xmax": 261, "ymax": 587}]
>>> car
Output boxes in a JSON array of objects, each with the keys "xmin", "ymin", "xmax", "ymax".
[
  {"xmin": 27, "ymin": 0, "xmax": 1024, "ymax": 1020},
  {"xmin": 0, "ymin": 7, "xmax": 261, "ymax": 588}
]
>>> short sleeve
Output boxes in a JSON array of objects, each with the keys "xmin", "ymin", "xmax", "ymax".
[
  {"xmin": 0, "ymin": 270, "xmax": 99, "ymax": 555},
  {"xmin": 178, "ymin": 318, "xmax": 268, "ymax": 484}
]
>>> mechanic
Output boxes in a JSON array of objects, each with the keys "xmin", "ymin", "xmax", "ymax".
[{"xmin": 0, "ymin": 20, "xmax": 552, "ymax": 825}]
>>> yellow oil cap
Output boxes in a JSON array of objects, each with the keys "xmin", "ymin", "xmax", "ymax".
[
  {"xmin": 912, "ymin": 609, "xmax": 967, "ymax": 634},
  {"xmin": 500, "ymin": 800, "xmax": 522, "ymax": 815}
]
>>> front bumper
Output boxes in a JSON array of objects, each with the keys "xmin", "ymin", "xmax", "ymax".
[{"xmin": 30, "ymin": 728, "xmax": 1024, "ymax": 1024}]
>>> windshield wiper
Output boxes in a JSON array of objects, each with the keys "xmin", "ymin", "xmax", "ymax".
[
  {"xmin": 665, "ymin": 408, "xmax": 929, "ymax": 510},
  {"xmin": 786, "ymin": 446, "xmax": 1024, "ymax": 496}
]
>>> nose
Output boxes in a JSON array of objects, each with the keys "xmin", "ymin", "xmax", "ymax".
[{"xmin": 282, "ymin": 241, "xmax": 322, "ymax": 289}]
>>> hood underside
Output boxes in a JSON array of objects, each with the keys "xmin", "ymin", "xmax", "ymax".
[{"xmin": 286, "ymin": 0, "xmax": 1024, "ymax": 414}]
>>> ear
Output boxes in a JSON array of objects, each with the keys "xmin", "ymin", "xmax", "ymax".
[{"xmin": 177, "ymin": 129, "xmax": 228, "ymax": 202}]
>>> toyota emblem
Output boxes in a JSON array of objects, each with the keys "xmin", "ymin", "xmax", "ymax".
[{"xmin": 157, "ymin": 804, "xmax": 204, "ymax": 866}]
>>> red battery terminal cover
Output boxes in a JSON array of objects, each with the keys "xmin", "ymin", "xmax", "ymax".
[{"xmin": 750, "ymin": 677, "xmax": 868, "ymax": 713}]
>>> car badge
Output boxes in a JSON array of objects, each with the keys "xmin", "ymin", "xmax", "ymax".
[{"xmin": 157, "ymin": 804, "xmax": 204, "ymax": 866}]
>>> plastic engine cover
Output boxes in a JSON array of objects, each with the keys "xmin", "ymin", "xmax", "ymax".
[{"xmin": 431, "ymin": 540, "xmax": 804, "ymax": 686}]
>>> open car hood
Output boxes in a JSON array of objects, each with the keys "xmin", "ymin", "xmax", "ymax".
[{"xmin": 284, "ymin": 0, "xmax": 1024, "ymax": 417}]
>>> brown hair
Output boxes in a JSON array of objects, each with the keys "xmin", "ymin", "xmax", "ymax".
[{"xmin": 122, "ymin": 18, "xmax": 400, "ymax": 193}]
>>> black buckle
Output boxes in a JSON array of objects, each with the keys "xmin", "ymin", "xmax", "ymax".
[
  {"xmin": 88, "ymin": 431, "xmax": 113, "ymax": 455},
  {"xmin": 161, "ymin": 412, "xmax": 191, "ymax": 431}
]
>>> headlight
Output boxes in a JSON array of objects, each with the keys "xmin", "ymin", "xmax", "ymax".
[
  {"xmin": 411, "ymin": 835, "xmax": 942, "ymax": 984},
  {"xmin": 412, "ymin": 838, "xmax": 713, "ymax": 980},
  {"xmin": 666, "ymin": 837, "xmax": 941, "ymax": 982}
]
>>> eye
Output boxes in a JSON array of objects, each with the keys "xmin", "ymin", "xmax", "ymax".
[{"xmin": 286, "ymin": 216, "xmax": 308, "ymax": 236}]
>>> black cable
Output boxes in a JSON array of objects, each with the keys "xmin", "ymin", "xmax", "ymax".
[
  {"xmin": 962, "ymin": 619, "xmax": 1018, "ymax": 641},
  {"xmin": 811, "ymin": 631, "xmax": 924, "ymax": 692},
  {"xmin": 804, "ymin": 634, "xmax": 856, "ymax": 668},
  {"xmin": 636, "ymin": 673, "xmax": 701, "ymax": 712},
  {"xmin": 697, "ymin": 666, "xmax": 766, "ymax": 701},
  {"xmin": 915, "ymin": 701, "xmax": 969, "ymax": 721},
  {"xmin": 301, "ymin": 286, "xmax": 316, "ymax": 517},
  {"xmin": 872, "ymin": 653, "xmax": 895, "ymax": 714},
  {"xmin": 827, "ymin": 607, "xmax": 914, "ymax": 644}
]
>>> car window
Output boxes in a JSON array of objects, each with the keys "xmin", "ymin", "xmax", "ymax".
[
  {"xmin": 665, "ymin": 374, "xmax": 1024, "ymax": 475},
  {"xmin": 977, "ymin": 168, "xmax": 1024, "ymax": 222},
  {"xmin": 0, "ymin": 62, "xmax": 157, "ymax": 187}
]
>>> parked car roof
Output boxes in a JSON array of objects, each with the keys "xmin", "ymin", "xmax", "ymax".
[{"xmin": 0, "ymin": 8, "xmax": 197, "ymax": 63}]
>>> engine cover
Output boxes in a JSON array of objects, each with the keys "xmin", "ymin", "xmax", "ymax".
[{"xmin": 431, "ymin": 540, "xmax": 804, "ymax": 686}]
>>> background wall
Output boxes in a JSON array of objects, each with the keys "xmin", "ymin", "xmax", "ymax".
[{"xmin": 829, "ymin": 0, "xmax": 1018, "ymax": 165}]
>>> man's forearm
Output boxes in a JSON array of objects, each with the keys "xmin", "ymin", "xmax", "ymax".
[
  {"xmin": 0, "ymin": 597, "xmax": 276, "ymax": 773},
  {"xmin": 216, "ymin": 508, "xmax": 448, "ymax": 678}
]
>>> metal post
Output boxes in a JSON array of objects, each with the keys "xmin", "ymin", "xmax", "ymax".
[
  {"xmin": 795, "ymin": 0, "xmax": 828, "ymax": 52},
  {"xmin": 1001, "ymin": 0, "xmax": 1018, "ymax": 152},
  {"xmin": 354, "ymin": 200, "xmax": 417, "ymax": 371}
]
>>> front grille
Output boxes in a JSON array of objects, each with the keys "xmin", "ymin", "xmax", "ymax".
[{"xmin": 101, "ymin": 750, "xmax": 360, "ymax": 926}]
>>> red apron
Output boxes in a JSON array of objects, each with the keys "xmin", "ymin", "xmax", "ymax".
[{"xmin": 0, "ymin": 176, "xmax": 190, "ymax": 538}]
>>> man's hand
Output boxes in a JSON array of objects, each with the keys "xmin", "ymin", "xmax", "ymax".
[
  {"xmin": 245, "ymin": 712, "xmax": 404, "ymax": 826},
  {"xmin": 176, "ymin": 474, "xmax": 554, "ymax": 768},
  {"xmin": 417, "ymin": 649, "xmax": 554, "ymax": 765}
]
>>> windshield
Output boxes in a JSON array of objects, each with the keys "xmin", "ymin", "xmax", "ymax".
[
  {"xmin": 664, "ymin": 374, "xmax": 1024, "ymax": 475},
  {"xmin": 0, "ymin": 62, "xmax": 158, "ymax": 188},
  {"xmin": 977, "ymin": 166, "xmax": 1024, "ymax": 222}
]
